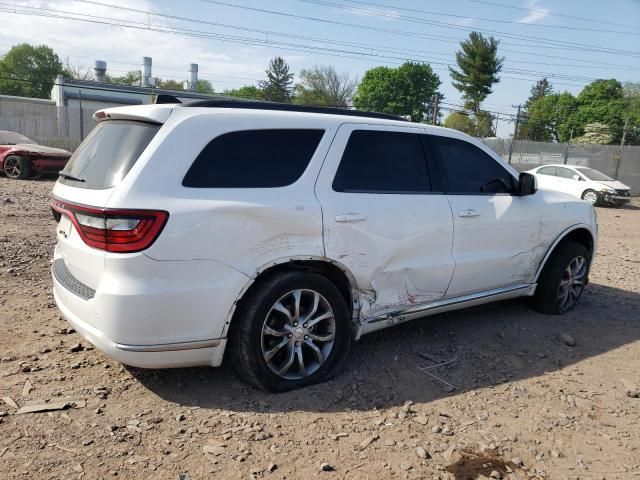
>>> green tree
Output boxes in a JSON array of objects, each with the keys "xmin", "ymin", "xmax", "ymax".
[
  {"xmin": 443, "ymin": 111, "xmax": 475, "ymax": 135},
  {"xmin": 196, "ymin": 79, "xmax": 214, "ymax": 94},
  {"xmin": 572, "ymin": 79, "xmax": 625, "ymax": 143},
  {"xmin": 621, "ymin": 82, "xmax": 640, "ymax": 145},
  {"xmin": 294, "ymin": 66, "xmax": 357, "ymax": 107},
  {"xmin": 157, "ymin": 79, "xmax": 184, "ymax": 90},
  {"xmin": 518, "ymin": 78, "xmax": 553, "ymax": 140},
  {"xmin": 573, "ymin": 123, "xmax": 614, "ymax": 144},
  {"xmin": 449, "ymin": 32, "xmax": 504, "ymax": 114},
  {"xmin": 353, "ymin": 61, "xmax": 441, "ymax": 122},
  {"xmin": 224, "ymin": 85, "xmax": 264, "ymax": 100},
  {"xmin": 106, "ymin": 70, "xmax": 141, "ymax": 86},
  {"xmin": 0, "ymin": 43, "xmax": 64, "ymax": 98},
  {"xmin": 259, "ymin": 57, "xmax": 294, "ymax": 102},
  {"xmin": 523, "ymin": 92, "xmax": 578, "ymax": 142},
  {"xmin": 475, "ymin": 110, "xmax": 495, "ymax": 137},
  {"xmin": 442, "ymin": 110, "xmax": 493, "ymax": 136}
]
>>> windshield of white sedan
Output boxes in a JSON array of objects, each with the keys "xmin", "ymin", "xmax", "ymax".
[{"xmin": 576, "ymin": 167, "xmax": 613, "ymax": 182}]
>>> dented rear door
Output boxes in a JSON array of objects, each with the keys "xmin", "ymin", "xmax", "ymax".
[{"xmin": 315, "ymin": 124, "xmax": 455, "ymax": 319}]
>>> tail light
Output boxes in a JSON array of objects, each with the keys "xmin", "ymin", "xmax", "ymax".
[{"xmin": 51, "ymin": 198, "xmax": 168, "ymax": 253}]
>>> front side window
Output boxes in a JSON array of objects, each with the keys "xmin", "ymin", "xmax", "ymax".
[
  {"xmin": 430, "ymin": 136, "xmax": 515, "ymax": 194},
  {"xmin": 183, "ymin": 129, "xmax": 324, "ymax": 188},
  {"xmin": 332, "ymin": 130, "xmax": 431, "ymax": 194},
  {"xmin": 556, "ymin": 167, "xmax": 578, "ymax": 179}
]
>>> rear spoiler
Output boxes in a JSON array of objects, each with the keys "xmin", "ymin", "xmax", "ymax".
[{"xmin": 93, "ymin": 104, "xmax": 175, "ymax": 124}]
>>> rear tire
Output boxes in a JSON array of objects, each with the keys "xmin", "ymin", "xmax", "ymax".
[
  {"xmin": 581, "ymin": 189, "xmax": 600, "ymax": 206},
  {"xmin": 534, "ymin": 241, "xmax": 591, "ymax": 314},
  {"xmin": 229, "ymin": 271, "xmax": 351, "ymax": 392},
  {"xmin": 2, "ymin": 155, "xmax": 31, "ymax": 180}
]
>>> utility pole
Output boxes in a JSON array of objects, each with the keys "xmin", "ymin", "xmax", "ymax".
[
  {"xmin": 615, "ymin": 116, "xmax": 629, "ymax": 179},
  {"xmin": 432, "ymin": 95, "xmax": 439, "ymax": 125},
  {"xmin": 507, "ymin": 104, "xmax": 521, "ymax": 164},
  {"xmin": 563, "ymin": 128, "xmax": 574, "ymax": 164},
  {"xmin": 494, "ymin": 113, "xmax": 500, "ymax": 136}
]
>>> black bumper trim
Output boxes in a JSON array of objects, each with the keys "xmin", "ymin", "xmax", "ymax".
[{"xmin": 52, "ymin": 258, "xmax": 96, "ymax": 300}]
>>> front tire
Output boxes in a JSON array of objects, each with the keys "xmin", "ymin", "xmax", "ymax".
[
  {"xmin": 3, "ymin": 155, "xmax": 31, "ymax": 180},
  {"xmin": 229, "ymin": 271, "xmax": 351, "ymax": 392},
  {"xmin": 534, "ymin": 241, "xmax": 591, "ymax": 314},
  {"xmin": 581, "ymin": 189, "xmax": 600, "ymax": 206}
]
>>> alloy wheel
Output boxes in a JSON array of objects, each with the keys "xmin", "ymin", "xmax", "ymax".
[
  {"xmin": 261, "ymin": 289, "xmax": 336, "ymax": 380},
  {"xmin": 583, "ymin": 191, "xmax": 598, "ymax": 205},
  {"xmin": 3, "ymin": 157, "xmax": 21, "ymax": 179},
  {"xmin": 557, "ymin": 255, "xmax": 587, "ymax": 311}
]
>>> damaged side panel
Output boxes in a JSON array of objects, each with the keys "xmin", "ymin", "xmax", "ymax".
[{"xmin": 314, "ymin": 123, "xmax": 456, "ymax": 320}]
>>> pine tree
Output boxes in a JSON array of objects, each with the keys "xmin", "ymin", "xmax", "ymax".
[
  {"xmin": 259, "ymin": 57, "xmax": 294, "ymax": 103},
  {"xmin": 449, "ymin": 32, "xmax": 504, "ymax": 114},
  {"xmin": 518, "ymin": 78, "xmax": 554, "ymax": 140},
  {"xmin": 525, "ymin": 78, "xmax": 553, "ymax": 108}
]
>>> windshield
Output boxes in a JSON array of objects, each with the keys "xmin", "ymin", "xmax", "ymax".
[
  {"xmin": 0, "ymin": 131, "xmax": 36, "ymax": 145},
  {"xmin": 575, "ymin": 167, "xmax": 614, "ymax": 182},
  {"xmin": 59, "ymin": 121, "xmax": 160, "ymax": 189}
]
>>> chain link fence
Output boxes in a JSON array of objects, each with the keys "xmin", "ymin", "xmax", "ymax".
[
  {"xmin": 482, "ymin": 138, "xmax": 640, "ymax": 192},
  {"xmin": 0, "ymin": 99, "xmax": 99, "ymax": 152},
  {"xmin": 1, "ymin": 98, "xmax": 639, "ymax": 192}
]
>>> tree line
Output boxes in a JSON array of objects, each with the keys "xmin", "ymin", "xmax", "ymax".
[{"xmin": 1, "ymin": 40, "xmax": 638, "ymax": 145}]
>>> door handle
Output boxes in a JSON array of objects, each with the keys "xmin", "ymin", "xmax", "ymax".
[
  {"xmin": 335, "ymin": 213, "xmax": 367, "ymax": 223},
  {"xmin": 458, "ymin": 209, "xmax": 480, "ymax": 218}
]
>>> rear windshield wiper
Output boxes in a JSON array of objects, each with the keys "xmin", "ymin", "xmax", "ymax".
[{"xmin": 58, "ymin": 172, "xmax": 86, "ymax": 182}]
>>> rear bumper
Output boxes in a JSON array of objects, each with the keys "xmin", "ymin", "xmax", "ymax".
[
  {"xmin": 51, "ymin": 250, "xmax": 249, "ymax": 368},
  {"xmin": 53, "ymin": 281, "xmax": 226, "ymax": 368}
]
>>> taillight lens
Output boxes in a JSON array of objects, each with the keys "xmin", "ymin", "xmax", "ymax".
[{"xmin": 51, "ymin": 198, "xmax": 168, "ymax": 253}]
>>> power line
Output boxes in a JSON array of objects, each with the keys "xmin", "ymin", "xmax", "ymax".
[
  {"xmin": 329, "ymin": 0, "xmax": 640, "ymax": 36},
  {"xmin": 468, "ymin": 0, "xmax": 639, "ymax": 30},
  {"xmin": 203, "ymin": 0, "xmax": 640, "ymax": 57},
  {"xmin": 0, "ymin": 5, "xmax": 599, "ymax": 87},
  {"xmin": 59, "ymin": 0, "xmax": 640, "ymax": 71},
  {"xmin": 54, "ymin": 0, "xmax": 640, "ymax": 73}
]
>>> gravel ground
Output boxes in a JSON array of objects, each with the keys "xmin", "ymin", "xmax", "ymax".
[{"xmin": 0, "ymin": 178, "xmax": 639, "ymax": 480}]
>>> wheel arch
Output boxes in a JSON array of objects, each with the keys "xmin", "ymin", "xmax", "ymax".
[
  {"xmin": 534, "ymin": 224, "xmax": 596, "ymax": 283},
  {"xmin": 221, "ymin": 256, "xmax": 360, "ymax": 339}
]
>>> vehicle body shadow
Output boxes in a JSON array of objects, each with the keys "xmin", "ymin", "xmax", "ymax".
[{"xmin": 130, "ymin": 282, "xmax": 640, "ymax": 413}]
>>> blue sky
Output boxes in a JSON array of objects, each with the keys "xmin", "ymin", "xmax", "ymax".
[{"xmin": 1, "ymin": 0, "xmax": 639, "ymax": 136}]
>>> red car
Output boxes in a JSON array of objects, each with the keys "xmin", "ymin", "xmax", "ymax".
[{"xmin": 0, "ymin": 131, "xmax": 71, "ymax": 180}]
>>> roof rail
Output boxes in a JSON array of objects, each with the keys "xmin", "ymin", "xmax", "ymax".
[{"xmin": 182, "ymin": 98, "xmax": 409, "ymax": 122}]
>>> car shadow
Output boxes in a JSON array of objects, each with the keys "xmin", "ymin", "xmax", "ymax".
[{"xmin": 130, "ymin": 282, "xmax": 640, "ymax": 413}]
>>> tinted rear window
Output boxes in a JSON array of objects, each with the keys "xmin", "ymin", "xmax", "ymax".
[
  {"xmin": 332, "ymin": 130, "xmax": 431, "ymax": 193},
  {"xmin": 182, "ymin": 129, "xmax": 324, "ymax": 188},
  {"xmin": 59, "ymin": 121, "xmax": 160, "ymax": 189}
]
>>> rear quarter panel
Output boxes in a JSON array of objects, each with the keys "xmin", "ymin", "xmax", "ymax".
[{"xmin": 106, "ymin": 110, "xmax": 338, "ymax": 275}]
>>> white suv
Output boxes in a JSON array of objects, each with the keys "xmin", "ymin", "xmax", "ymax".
[{"xmin": 51, "ymin": 100, "xmax": 597, "ymax": 391}]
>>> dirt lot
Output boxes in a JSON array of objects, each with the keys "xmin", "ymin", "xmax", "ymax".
[{"xmin": 0, "ymin": 178, "xmax": 639, "ymax": 480}]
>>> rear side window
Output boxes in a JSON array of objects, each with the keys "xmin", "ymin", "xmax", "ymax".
[
  {"xmin": 183, "ymin": 129, "xmax": 324, "ymax": 188},
  {"xmin": 430, "ymin": 135, "xmax": 515, "ymax": 194},
  {"xmin": 59, "ymin": 121, "xmax": 159, "ymax": 189},
  {"xmin": 537, "ymin": 166, "xmax": 557, "ymax": 176},
  {"xmin": 332, "ymin": 130, "xmax": 431, "ymax": 193}
]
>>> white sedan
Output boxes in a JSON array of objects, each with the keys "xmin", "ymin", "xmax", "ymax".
[{"xmin": 527, "ymin": 164, "xmax": 631, "ymax": 207}]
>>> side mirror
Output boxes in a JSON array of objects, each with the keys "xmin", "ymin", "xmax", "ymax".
[
  {"xmin": 518, "ymin": 172, "xmax": 537, "ymax": 196},
  {"xmin": 572, "ymin": 174, "xmax": 580, "ymax": 181}
]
